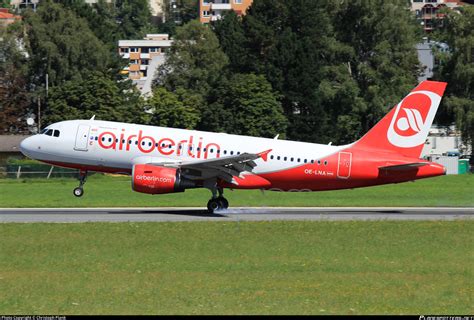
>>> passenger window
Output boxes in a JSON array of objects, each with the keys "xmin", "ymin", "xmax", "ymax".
[
  {"xmin": 53, "ymin": 130, "xmax": 60, "ymax": 137},
  {"xmin": 270, "ymin": 155, "xmax": 274, "ymax": 160},
  {"xmin": 311, "ymin": 160, "xmax": 314, "ymax": 164},
  {"xmin": 277, "ymin": 156, "xmax": 280, "ymax": 160},
  {"xmin": 317, "ymin": 160, "xmax": 321, "ymax": 165},
  {"xmin": 224, "ymin": 150, "xmax": 227, "ymax": 155},
  {"xmin": 284, "ymin": 157, "xmax": 287, "ymax": 161},
  {"xmin": 230, "ymin": 151, "xmax": 234, "ymax": 155},
  {"xmin": 324, "ymin": 160, "xmax": 328, "ymax": 165},
  {"xmin": 291, "ymin": 157, "xmax": 294, "ymax": 162},
  {"xmin": 304, "ymin": 159, "xmax": 307, "ymax": 163}
]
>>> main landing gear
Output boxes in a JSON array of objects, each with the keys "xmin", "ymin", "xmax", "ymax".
[
  {"xmin": 207, "ymin": 186, "xmax": 229, "ymax": 214},
  {"xmin": 73, "ymin": 170, "xmax": 87, "ymax": 197}
]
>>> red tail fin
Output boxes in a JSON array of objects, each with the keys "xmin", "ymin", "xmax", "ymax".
[{"xmin": 353, "ymin": 81, "xmax": 447, "ymax": 158}]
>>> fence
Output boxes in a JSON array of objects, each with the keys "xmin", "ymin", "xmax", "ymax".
[{"xmin": 2, "ymin": 163, "xmax": 80, "ymax": 179}]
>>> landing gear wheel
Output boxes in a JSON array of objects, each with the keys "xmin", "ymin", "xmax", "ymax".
[
  {"xmin": 207, "ymin": 199, "xmax": 220, "ymax": 214},
  {"xmin": 217, "ymin": 197, "xmax": 229, "ymax": 209},
  {"xmin": 73, "ymin": 187, "xmax": 84, "ymax": 197},
  {"xmin": 73, "ymin": 170, "xmax": 87, "ymax": 198}
]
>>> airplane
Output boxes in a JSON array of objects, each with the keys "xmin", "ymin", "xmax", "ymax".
[{"xmin": 20, "ymin": 80, "xmax": 447, "ymax": 213}]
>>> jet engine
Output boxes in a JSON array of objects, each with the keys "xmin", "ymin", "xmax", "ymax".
[{"xmin": 132, "ymin": 164, "xmax": 196, "ymax": 194}]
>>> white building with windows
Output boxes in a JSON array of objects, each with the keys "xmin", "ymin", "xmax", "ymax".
[{"xmin": 118, "ymin": 34, "xmax": 172, "ymax": 96}]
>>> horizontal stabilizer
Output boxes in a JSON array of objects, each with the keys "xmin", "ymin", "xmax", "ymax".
[{"xmin": 379, "ymin": 162, "xmax": 428, "ymax": 171}]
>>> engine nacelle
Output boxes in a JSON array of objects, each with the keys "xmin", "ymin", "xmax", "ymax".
[{"xmin": 132, "ymin": 164, "xmax": 195, "ymax": 194}]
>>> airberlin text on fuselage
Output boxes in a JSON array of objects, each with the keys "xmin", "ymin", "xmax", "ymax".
[{"xmin": 97, "ymin": 129, "xmax": 221, "ymax": 159}]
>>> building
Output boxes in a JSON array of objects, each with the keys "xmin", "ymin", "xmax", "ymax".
[
  {"xmin": 421, "ymin": 125, "xmax": 471, "ymax": 158},
  {"xmin": 410, "ymin": 0, "xmax": 469, "ymax": 32},
  {"xmin": 200, "ymin": 0, "xmax": 253, "ymax": 24},
  {"xmin": 9, "ymin": 0, "xmax": 39, "ymax": 11},
  {"xmin": 416, "ymin": 38, "xmax": 449, "ymax": 82},
  {"xmin": 118, "ymin": 34, "xmax": 172, "ymax": 96},
  {"xmin": 149, "ymin": 0, "xmax": 165, "ymax": 23},
  {"xmin": 0, "ymin": 135, "xmax": 29, "ymax": 166},
  {"xmin": 0, "ymin": 8, "xmax": 21, "ymax": 27}
]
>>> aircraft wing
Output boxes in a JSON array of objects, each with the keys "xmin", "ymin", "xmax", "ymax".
[{"xmin": 147, "ymin": 149, "xmax": 272, "ymax": 183}]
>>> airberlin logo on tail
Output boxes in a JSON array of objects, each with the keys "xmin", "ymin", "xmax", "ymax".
[
  {"xmin": 396, "ymin": 108, "xmax": 424, "ymax": 133},
  {"xmin": 387, "ymin": 90, "xmax": 441, "ymax": 148}
]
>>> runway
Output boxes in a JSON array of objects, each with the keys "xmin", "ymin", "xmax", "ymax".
[{"xmin": 0, "ymin": 207, "xmax": 473, "ymax": 223}]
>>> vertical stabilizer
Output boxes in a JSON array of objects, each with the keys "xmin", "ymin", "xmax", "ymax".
[{"xmin": 353, "ymin": 81, "xmax": 447, "ymax": 158}]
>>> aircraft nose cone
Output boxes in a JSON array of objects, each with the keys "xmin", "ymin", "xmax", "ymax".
[{"xmin": 20, "ymin": 136, "xmax": 35, "ymax": 158}]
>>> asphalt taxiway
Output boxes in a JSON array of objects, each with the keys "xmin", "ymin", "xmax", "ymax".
[{"xmin": 0, "ymin": 207, "xmax": 473, "ymax": 223}]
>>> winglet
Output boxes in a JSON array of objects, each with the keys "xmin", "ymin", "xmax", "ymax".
[{"xmin": 257, "ymin": 149, "xmax": 272, "ymax": 162}]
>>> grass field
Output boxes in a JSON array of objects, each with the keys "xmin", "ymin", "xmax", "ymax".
[
  {"xmin": 0, "ymin": 174, "xmax": 473, "ymax": 208},
  {"xmin": 0, "ymin": 221, "xmax": 472, "ymax": 315}
]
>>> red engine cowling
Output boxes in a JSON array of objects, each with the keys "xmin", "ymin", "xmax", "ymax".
[{"xmin": 132, "ymin": 164, "xmax": 193, "ymax": 194}]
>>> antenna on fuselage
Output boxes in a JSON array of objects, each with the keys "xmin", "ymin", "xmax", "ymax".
[
  {"xmin": 90, "ymin": 115, "xmax": 96, "ymax": 120},
  {"xmin": 273, "ymin": 134, "xmax": 279, "ymax": 140}
]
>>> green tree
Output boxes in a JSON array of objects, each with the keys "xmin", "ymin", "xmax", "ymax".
[
  {"xmin": 220, "ymin": 0, "xmax": 347, "ymax": 142},
  {"xmin": 434, "ymin": 6, "xmax": 474, "ymax": 156},
  {"xmin": 156, "ymin": 20, "xmax": 229, "ymax": 97},
  {"xmin": 23, "ymin": 0, "xmax": 113, "ymax": 87},
  {"xmin": 43, "ymin": 72, "xmax": 144, "ymax": 126},
  {"xmin": 160, "ymin": 0, "xmax": 198, "ymax": 35},
  {"xmin": 332, "ymin": 0, "xmax": 421, "ymax": 137},
  {"xmin": 216, "ymin": 0, "xmax": 421, "ymax": 144},
  {"xmin": 0, "ymin": 26, "xmax": 31, "ymax": 134},
  {"xmin": 0, "ymin": 0, "xmax": 10, "ymax": 8},
  {"xmin": 201, "ymin": 73, "xmax": 287, "ymax": 138},
  {"xmin": 115, "ymin": 0, "xmax": 155, "ymax": 40},
  {"xmin": 212, "ymin": 11, "xmax": 247, "ymax": 72},
  {"xmin": 59, "ymin": 0, "xmax": 121, "ymax": 50},
  {"xmin": 147, "ymin": 87, "xmax": 201, "ymax": 129}
]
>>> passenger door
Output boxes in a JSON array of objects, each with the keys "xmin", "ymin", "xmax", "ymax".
[{"xmin": 74, "ymin": 124, "xmax": 90, "ymax": 151}]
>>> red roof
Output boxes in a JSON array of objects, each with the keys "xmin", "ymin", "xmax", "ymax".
[{"xmin": 0, "ymin": 12, "xmax": 21, "ymax": 20}]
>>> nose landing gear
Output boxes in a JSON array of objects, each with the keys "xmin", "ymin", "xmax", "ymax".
[
  {"xmin": 207, "ymin": 186, "xmax": 229, "ymax": 214},
  {"xmin": 73, "ymin": 170, "xmax": 87, "ymax": 197}
]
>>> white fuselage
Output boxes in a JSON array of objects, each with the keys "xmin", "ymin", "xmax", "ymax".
[{"xmin": 21, "ymin": 119, "xmax": 346, "ymax": 175}]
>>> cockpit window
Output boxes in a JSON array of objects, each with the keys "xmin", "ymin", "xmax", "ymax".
[
  {"xmin": 45, "ymin": 129, "xmax": 53, "ymax": 136},
  {"xmin": 53, "ymin": 130, "xmax": 60, "ymax": 137},
  {"xmin": 40, "ymin": 128, "xmax": 48, "ymax": 134}
]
